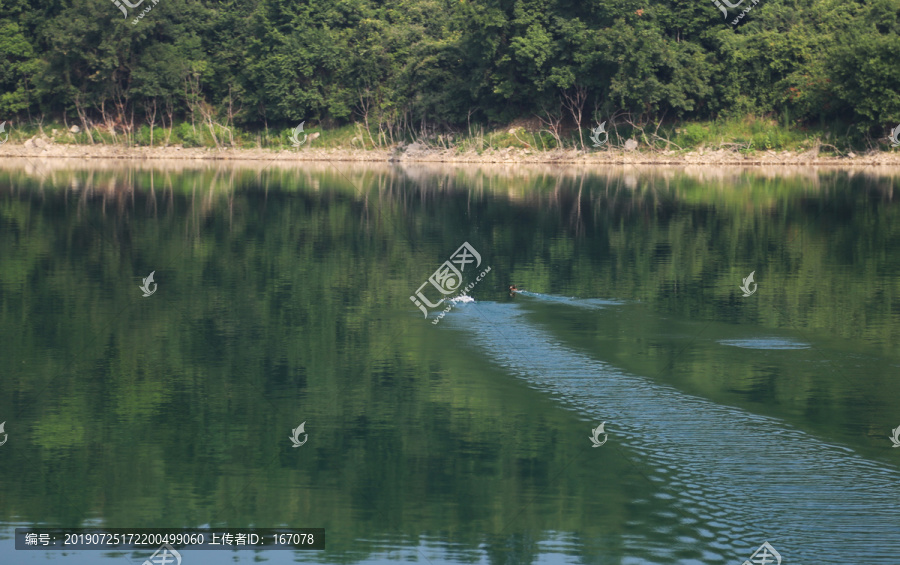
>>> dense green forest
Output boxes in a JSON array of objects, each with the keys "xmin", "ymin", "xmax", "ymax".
[{"xmin": 1, "ymin": 0, "xmax": 899, "ymax": 148}]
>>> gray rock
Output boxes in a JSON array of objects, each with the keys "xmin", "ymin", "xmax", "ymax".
[
  {"xmin": 34, "ymin": 137, "xmax": 46, "ymax": 148},
  {"xmin": 624, "ymin": 139, "xmax": 638, "ymax": 151},
  {"xmin": 69, "ymin": 125, "xmax": 81, "ymax": 134},
  {"xmin": 407, "ymin": 142, "xmax": 424, "ymax": 152},
  {"xmin": 847, "ymin": 152, "xmax": 857, "ymax": 158},
  {"xmin": 24, "ymin": 138, "xmax": 35, "ymax": 149},
  {"xmin": 308, "ymin": 132, "xmax": 320, "ymax": 141}
]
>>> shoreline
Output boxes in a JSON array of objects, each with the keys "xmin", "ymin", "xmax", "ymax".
[{"xmin": 3, "ymin": 141, "xmax": 900, "ymax": 166}]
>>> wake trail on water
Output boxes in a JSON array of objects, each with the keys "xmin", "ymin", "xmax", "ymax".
[
  {"xmin": 442, "ymin": 298, "xmax": 900, "ymax": 564},
  {"xmin": 510, "ymin": 290, "xmax": 626, "ymax": 310}
]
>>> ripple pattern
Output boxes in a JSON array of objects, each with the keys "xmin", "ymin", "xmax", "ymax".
[{"xmin": 445, "ymin": 301, "xmax": 900, "ymax": 564}]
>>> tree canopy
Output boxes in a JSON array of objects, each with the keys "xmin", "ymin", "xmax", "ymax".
[{"xmin": 1, "ymin": 0, "xmax": 898, "ymax": 137}]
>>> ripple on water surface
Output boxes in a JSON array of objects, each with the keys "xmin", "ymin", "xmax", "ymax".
[
  {"xmin": 717, "ymin": 338, "xmax": 810, "ymax": 350},
  {"xmin": 513, "ymin": 291, "xmax": 625, "ymax": 310},
  {"xmin": 441, "ymin": 299, "xmax": 900, "ymax": 564}
]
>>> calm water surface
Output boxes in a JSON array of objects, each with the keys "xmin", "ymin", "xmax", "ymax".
[{"xmin": 1, "ymin": 162, "xmax": 899, "ymax": 564}]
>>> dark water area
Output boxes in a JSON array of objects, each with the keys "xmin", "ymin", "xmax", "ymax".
[{"xmin": 1, "ymin": 162, "xmax": 899, "ymax": 564}]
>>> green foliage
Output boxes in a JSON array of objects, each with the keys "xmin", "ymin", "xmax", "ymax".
[
  {"xmin": 135, "ymin": 124, "xmax": 153, "ymax": 146},
  {"xmin": 680, "ymin": 124, "xmax": 709, "ymax": 148},
  {"xmin": 750, "ymin": 129, "xmax": 791, "ymax": 151},
  {"xmin": 176, "ymin": 123, "xmax": 202, "ymax": 148},
  {"xmin": 826, "ymin": 0, "xmax": 900, "ymax": 124},
  {"xmin": 667, "ymin": 118, "xmax": 813, "ymax": 151},
  {"xmin": 0, "ymin": 22, "xmax": 39, "ymax": 115},
  {"xmin": 0, "ymin": 0, "xmax": 897, "ymax": 149}
]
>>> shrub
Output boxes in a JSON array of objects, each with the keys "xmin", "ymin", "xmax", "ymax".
[
  {"xmin": 681, "ymin": 124, "xmax": 708, "ymax": 147},
  {"xmin": 135, "ymin": 124, "xmax": 152, "ymax": 146},
  {"xmin": 177, "ymin": 123, "xmax": 202, "ymax": 147}
]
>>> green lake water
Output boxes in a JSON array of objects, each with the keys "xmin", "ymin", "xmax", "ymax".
[{"xmin": 1, "ymin": 161, "xmax": 899, "ymax": 564}]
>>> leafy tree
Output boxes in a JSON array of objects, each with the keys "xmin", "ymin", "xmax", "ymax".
[{"xmin": 0, "ymin": 0, "xmax": 897, "ymax": 142}]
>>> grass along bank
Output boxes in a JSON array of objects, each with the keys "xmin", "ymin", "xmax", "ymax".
[{"xmin": 3, "ymin": 115, "xmax": 899, "ymax": 163}]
